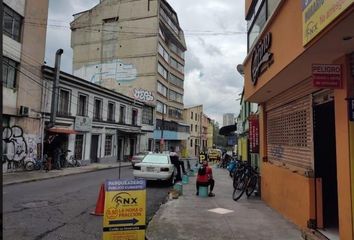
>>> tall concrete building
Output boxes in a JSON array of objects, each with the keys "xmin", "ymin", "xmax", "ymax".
[
  {"xmin": 223, "ymin": 113, "xmax": 235, "ymax": 126},
  {"xmin": 70, "ymin": 0, "xmax": 188, "ymax": 150},
  {"xmin": 3, "ymin": 0, "xmax": 49, "ymax": 164}
]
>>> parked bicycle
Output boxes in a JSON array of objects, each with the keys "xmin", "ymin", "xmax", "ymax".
[
  {"xmin": 232, "ymin": 162, "xmax": 259, "ymax": 201},
  {"xmin": 64, "ymin": 155, "xmax": 81, "ymax": 167},
  {"xmin": 25, "ymin": 154, "xmax": 50, "ymax": 172}
]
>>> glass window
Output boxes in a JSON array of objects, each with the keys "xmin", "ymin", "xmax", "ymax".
[
  {"xmin": 2, "ymin": 57, "xmax": 18, "ymax": 89},
  {"xmin": 190, "ymin": 139, "xmax": 193, "ymax": 147},
  {"xmin": 77, "ymin": 94, "xmax": 88, "ymax": 116},
  {"xmin": 58, "ymin": 89, "xmax": 70, "ymax": 116},
  {"xmin": 168, "ymin": 106, "xmax": 183, "ymax": 119},
  {"xmin": 248, "ymin": 1, "xmax": 266, "ymax": 49},
  {"xmin": 105, "ymin": 135, "xmax": 113, "ymax": 156},
  {"xmin": 156, "ymin": 101, "xmax": 167, "ymax": 114},
  {"xmin": 191, "ymin": 124, "xmax": 193, "ymax": 132},
  {"xmin": 157, "ymin": 82, "xmax": 168, "ymax": 97},
  {"xmin": 119, "ymin": 105, "xmax": 126, "ymax": 123},
  {"xmin": 168, "ymin": 73, "xmax": 184, "ymax": 88},
  {"xmin": 158, "ymin": 63, "xmax": 168, "ymax": 79},
  {"xmin": 107, "ymin": 102, "xmax": 115, "ymax": 122},
  {"xmin": 3, "ymin": 5, "xmax": 22, "ymax": 42},
  {"xmin": 169, "ymin": 90, "xmax": 183, "ymax": 103},
  {"xmin": 142, "ymin": 154, "xmax": 169, "ymax": 164},
  {"xmin": 268, "ymin": 0, "xmax": 281, "ymax": 18},
  {"xmin": 93, "ymin": 98, "xmax": 102, "ymax": 121},
  {"xmin": 132, "ymin": 109, "xmax": 138, "ymax": 126},
  {"xmin": 158, "ymin": 43, "xmax": 169, "ymax": 62},
  {"xmin": 142, "ymin": 106, "xmax": 153, "ymax": 125},
  {"xmin": 170, "ymin": 58, "xmax": 184, "ymax": 73}
]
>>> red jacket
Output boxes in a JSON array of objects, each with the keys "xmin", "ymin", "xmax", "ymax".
[{"xmin": 197, "ymin": 166, "xmax": 213, "ymax": 183}]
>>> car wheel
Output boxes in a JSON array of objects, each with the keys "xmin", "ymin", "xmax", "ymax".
[{"xmin": 168, "ymin": 174, "xmax": 175, "ymax": 186}]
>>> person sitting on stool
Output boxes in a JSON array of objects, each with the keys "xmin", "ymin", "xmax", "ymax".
[{"xmin": 196, "ymin": 160, "xmax": 215, "ymax": 197}]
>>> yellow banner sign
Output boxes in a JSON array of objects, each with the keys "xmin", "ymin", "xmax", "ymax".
[
  {"xmin": 302, "ymin": 0, "xmax": 353, "ymax": 45},
  {"xmin": 103, "ymin": 179, "xmax": 146, "ymax": 240}
]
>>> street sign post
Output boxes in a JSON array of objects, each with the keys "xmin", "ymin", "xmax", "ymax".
[{"xmin": 103, "ymin": 179, "xmax": 146, "ymax": 240}]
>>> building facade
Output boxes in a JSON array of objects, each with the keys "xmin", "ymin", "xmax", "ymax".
[
  {"xmin": 223, "ymin": 113, "xmax": 235, "ymax": 127},
  {"xmin": 243, "ymin": 0, "xmax": 354, "ymax": 239},
  {"xmin": 42, "ymin": 66, "xmax": 154, "ymax": 165},
  {"xmin": 183, "ymin": 105, "xmax": 204, "ymax": 158},
  {"xmin": 2, "ymin": 0, "xmax": 49, "ymax": 166},
  {"xmin": 70, "ymin": 0, "xmax": 187, "ymax": 151}
]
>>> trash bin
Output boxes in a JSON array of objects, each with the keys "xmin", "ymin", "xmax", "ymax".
[
  {"xmin": 173, "ymin": 182, "xmax": 183, "ymax": 195},
  {"xmin": 182, "ymin": 175, "xmax": 189, "ymax": 184}
]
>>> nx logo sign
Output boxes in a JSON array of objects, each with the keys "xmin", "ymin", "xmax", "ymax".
[
  {"xmin": 251, "ymin": 32, "xmax": 274, "ymax": 85},
  {"xmin": 112, "ymin": 192, "xmax": 138, "ymax": 207}
]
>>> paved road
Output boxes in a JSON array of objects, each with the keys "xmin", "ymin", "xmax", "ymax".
[{"xmin": 3, "ymin": 167, "xmax": 171, "ymax": 240}]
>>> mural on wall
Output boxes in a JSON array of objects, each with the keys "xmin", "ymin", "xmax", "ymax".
[
  {"xmin": 2, "ymin": 125, "xmax": 40, "ymax": 170},
  {"xmin": 74, "ymin": 59, "xmax": 137, "ymax": 84},
  {"xmin": 132, "ymin": 88, "xmax": 154, "ymax": 102}
]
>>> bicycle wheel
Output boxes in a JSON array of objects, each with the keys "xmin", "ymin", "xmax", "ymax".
[
  {"xmin": 25, "ymin": 161, "xmax": 35, "ymax": 171},
  {"xmin": 246, "ymin": 175, "xmax": 258, "ymax": 197},
  {"xmin": 232, "ymin": 177, "xmax": 247, "ymax": 201}
]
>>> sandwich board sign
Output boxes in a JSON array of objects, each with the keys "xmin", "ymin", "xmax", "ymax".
[{"xmin": 103, "ymin": 179, "xmax": 146, "ymax": 240}]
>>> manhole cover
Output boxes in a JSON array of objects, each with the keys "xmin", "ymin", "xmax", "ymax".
[{"xmin": 21, "ymin": 200, "xmax": 49, "ymax": 208}]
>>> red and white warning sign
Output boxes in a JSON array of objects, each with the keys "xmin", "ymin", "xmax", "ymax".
[{"xmin": 312, "ymin": 64, "xmax": 342, "ymax": 88}]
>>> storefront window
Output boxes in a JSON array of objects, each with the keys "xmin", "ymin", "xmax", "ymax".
[
  {"xmin": 105, "ymin": 135, "xmax": 113, "ymax": 156},
  {"xmin": 75, "ymin": 135, "xmax": 84, "ymax": 160}
]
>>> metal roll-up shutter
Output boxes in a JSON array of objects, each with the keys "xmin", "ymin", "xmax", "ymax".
[{"xmin": 266, "ymin": 95, "xmax": 313, "ymax": 171}]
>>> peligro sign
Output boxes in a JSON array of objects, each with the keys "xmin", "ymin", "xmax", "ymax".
[{"xmin": 251, "ymin": 32, "xmax": 274, "ymax": 85}]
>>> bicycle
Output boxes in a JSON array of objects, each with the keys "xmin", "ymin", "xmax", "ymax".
[
  {"xmin": 25, "ymin": 155, "xmax": 50, "ymax": 171},
  {"xmin": 232, "ymin": 163, "xmax": 259, "ymax": 201}
]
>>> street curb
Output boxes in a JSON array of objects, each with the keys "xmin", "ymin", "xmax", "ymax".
[{"xmin": 3, "ymin": 164, "xmax": 131, "ymax": 186}]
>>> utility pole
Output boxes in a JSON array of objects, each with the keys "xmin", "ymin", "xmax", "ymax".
[{"xmin": 160, "ymin": 111, "xmax": 165, "ymax": 153}]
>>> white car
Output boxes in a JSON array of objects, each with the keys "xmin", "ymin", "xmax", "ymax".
[{"xmin": 133, "ymin": 154, "xmax": 176, "ymax": 185}]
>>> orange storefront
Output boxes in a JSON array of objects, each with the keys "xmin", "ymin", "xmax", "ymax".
[{"xmin": 243, "ymin": 0, "xmax": 354, "ymax": 239}]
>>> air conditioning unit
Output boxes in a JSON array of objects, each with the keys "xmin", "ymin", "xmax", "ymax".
[{"xmin": 19, "ymin": 106, "xmax": 29, "ymax": 116}]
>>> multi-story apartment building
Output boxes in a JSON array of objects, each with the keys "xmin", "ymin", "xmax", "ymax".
[
  {"xmin": 2, "ymin": 0, "xmax": 49, "ymax": 165},
  {"xmin": 243, "ymin": 0, "xmax": 353, "ymax": 239},
  {"xmin": 70, "ymin": 0, "xmax": 187, "ymax": 151},
  {"xmin": 42, "ymin": 66, "xmax": 154, "ymax": 165},
  {"xmin": 223, "ymin": 113, "xmax": 235, "ymax": 127},
  {"xmin": 183, "ymin": 105, "xmax": 205, "ymax": 158}
]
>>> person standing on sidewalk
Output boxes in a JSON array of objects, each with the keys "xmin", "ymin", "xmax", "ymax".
[
  {"xmin": 196, "ymin": 160, "xmax": 215, "ymax": 197},
  {"xmin": 170, "ymin": 147, "xmax": 182, "ymax": 181}
]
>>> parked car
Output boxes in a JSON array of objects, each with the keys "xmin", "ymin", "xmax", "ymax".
[
  {"xmin": 133, "ymin": 153, "xmax": 176, "ymax": 185},
  {"xmin": 131, "ymin": 151, "xmax": 151, "ymax": 167}
]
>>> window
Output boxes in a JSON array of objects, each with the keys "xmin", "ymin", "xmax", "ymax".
[
  {"xmin": 105, "ymin": 135, "xmax": 113, "ymax": 156},
  {"xmin": 58, "ymin": 89, "xmax": 70, "ymax": 116},
  {"xmin": 190, "ymin": 139, "xmax": 193, "ymax": 147},
  {"xmin": 158, "ymin": 43, "xmax": 169, "ymax": 62},
  {"xmin": 170, "ymin": 58, "xmax": 184, "ymax": 73},
  {"xmin": 3, "ymin": 5, "xmax": 22, "ymax": 42},
  {"xmin": 75, "ymin": 135, "xmax": 84, "ymax": 160},
  {"xmin": 168, "ymin": 73, "xmax": 184, "ymax": 88},
  {"xmin": 159, "ymin": 27, "xmax": 165, "ymax": 41},
  {"xmin": 77, "ymin": 94, "xmax": 88, "ymax": 116},
  {"xmin": 119, "ymin": 105, "xmax": 126, "ymax": 123},
  {"xmin": 247, "ymin": 0, "xmax": 280, "ymax": 51},
  {"xmin": 190, "ymin": 124, "xmax": 193, "ymax": 132},
  {"xmin": 168, "ymin": 107, "xmax": 183, "ymax": 119},
  {"xmin": 158, "ymin": 63, "xmax": 168, "ymax": 79},
  {"xmin": 93, "ymin": 98, "xmax": 102, "ymax": 121},
  {"xmin": 168, "ymin": 42, "xmax": 185, "ymax": 59},
  {"xmin": 107, "ymin": 102, "xmax": 115, "ymax": 122},
  {"xmin": 169, "ymin": 90, "xmax": 183, "ymax": 103},
  {"xmin": 195, "ymin": 114, "xmax": 198, "ymax": 121},
  {"xmin": 132, "ymin": 109, "xmax": 138, "ymax": 126},
  {"xmin": 195, "ymin": 125, "xmax": 198, "ymax": 132},
  {"xmin": 142, "ymin": 106, "xmax": 153, "ymax": 125},
  {"xmin": 157, "ymin": 82, "xmax": 168, "ymax": 97},
  {"xmin": 2, "ymin": 57, "xmax": 18, "ymax": 89},
  {"xmin": 191, "ymin": 112, "xmax": 193, "ymax": 119},
  {"xmin": 156, "ymin": 101, "xmax": 167, "ymax": 114},
  {"xmin": 160, "ymin": 7, "xmax": 179, "ymax": 35}
]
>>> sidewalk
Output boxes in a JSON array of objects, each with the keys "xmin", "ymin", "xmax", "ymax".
[
  {"xmin": 2, "ymin": 162, "xmax": 131, "ymax": 186},
  {"xmin": 146, "ymin": 164, "xmax": 303, "ymax": 240}
]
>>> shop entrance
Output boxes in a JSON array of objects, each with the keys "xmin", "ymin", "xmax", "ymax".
[{"xmin": 313, "ymin": 100, "xmax": 339, "ymax": 232}]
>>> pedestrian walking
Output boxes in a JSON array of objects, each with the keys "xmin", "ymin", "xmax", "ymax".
[{"xmin": 170, "ymin": 147, "xmax": 183, "ymax": 181}]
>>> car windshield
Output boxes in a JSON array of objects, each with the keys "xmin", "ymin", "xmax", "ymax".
[{"xmin": 142, "ymin": 155, "xmax": 169, "ymax": 164}]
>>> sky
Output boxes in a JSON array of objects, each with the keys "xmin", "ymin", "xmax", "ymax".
[{"xmin": 44, "ymin": 0, "xmax": 247, "ymax": 126}]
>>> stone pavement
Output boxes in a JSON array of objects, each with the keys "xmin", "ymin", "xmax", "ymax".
[
  {"xmin": 2, "ymin": 162, "xmax": 131, "ymax": 186},
  {"xmin": 146, "ymin": 164, "xmax": 303, "ymax": 240}
]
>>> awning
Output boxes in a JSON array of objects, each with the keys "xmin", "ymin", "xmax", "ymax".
[
  {"xmin": 219, "ymin": 124, "xmax": 237, "ymax": 136},
  {"xmin": 47, "ymin": 127, "xmax": 78, "ymax": 134}
]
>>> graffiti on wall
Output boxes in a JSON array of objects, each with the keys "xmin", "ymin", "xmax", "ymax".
[
  {"xmin": 2, "ymin": 126, "xmax": 40, "ymax": 169},
  {"xmin": 74, "ymin": 59, "xmax": 138, "ymax": 84},
  {"xmin": 270, "ymin": 145, "xmax": 284, "ymax": 160},
  {"xmin": 133, "ymin": 88, "xmax": 154, "ymax": 102}
]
